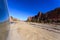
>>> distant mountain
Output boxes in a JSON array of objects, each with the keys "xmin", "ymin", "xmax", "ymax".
[{"xmin": 27, "ymin": 7, "xmax": 60, "ymax": 23}]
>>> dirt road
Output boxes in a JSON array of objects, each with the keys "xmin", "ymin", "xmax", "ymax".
[
  {"xmin": 7, "ymin": 21, "xmax": 60, "ymax": 40},
  {"xmin": 7, "ymin": 23, "xmax": 22, "ymax": 40}
]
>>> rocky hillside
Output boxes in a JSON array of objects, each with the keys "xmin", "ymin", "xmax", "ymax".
[
  {"xmin": 9, "ymin": 16, "xmax": 20, "ymax": 22},
  {"xmin": 27, "ymin": 8, "xmax": 60, "ymax": 23}
]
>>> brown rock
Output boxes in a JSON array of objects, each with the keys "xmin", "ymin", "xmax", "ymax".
[{"xmin": 27, "ymin": 7, "xmax": 60, "ymax": 23}]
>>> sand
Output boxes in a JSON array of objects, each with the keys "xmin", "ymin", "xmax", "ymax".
[{"xmin": 8, "ymin": 21, "xmax": 60, "ymax": 40}]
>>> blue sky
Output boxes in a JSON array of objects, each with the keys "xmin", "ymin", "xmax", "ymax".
[{"xmin": 7, "ymin": 0, "xmax": 60, "ymax": 20}]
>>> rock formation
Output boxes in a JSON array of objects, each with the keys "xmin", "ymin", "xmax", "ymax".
[
  {"xmin": 9, "ymin": 16, "xmax": 20, "ymax": 22},
  {"xmin": 27, "ymin": 7, "xmax": 60, "ymax": 23}
]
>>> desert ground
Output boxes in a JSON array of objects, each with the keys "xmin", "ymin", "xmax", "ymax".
[{"xmin": 7, "ymin": 21, "xmax": 60, "ymax": 40}]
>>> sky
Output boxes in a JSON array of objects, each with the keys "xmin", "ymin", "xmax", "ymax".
[{"xmin": 7, "ymin": 0, "xmax": 60, "ymax": 20}]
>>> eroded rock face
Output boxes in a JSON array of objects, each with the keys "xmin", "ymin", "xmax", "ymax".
[
  {"xmin": 27, "ymin": 17, "xmax": 32, "ymax": 22},
  {"xmin": 9, "ymin": 16, "xmax": 20, "ymax": 22},
  {"xmin": 46, "ymin": 8, "xmax": 60, "ymax": 21},
  {"xmin": 27, "ymin": 8, "xmax": 60, "ymax": 23},
  {"xmin": 9, "ymin": 16, "xmax": 13, "ymax": 22}
]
